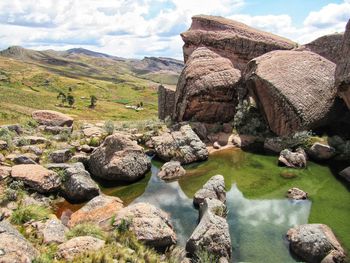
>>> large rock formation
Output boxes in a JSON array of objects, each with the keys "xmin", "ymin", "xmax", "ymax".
[
  {"xmin": 89, "ymin": 133, "xmax": 151, "ymax": 182},
  {"xmin": 335, "ymin": 19, "xmax": 350, "ymax": 109},
  {"xmin": 113, "ymin": 202, "xmax": 177, "ymax": 249},
  {"xmin": 304, "ymin": 33, "xmax": 343, "ymax": 63},
  {"xmin": 158, "ymin": 85, "xmax": 175, "ymax": 120},
  {"xmin": 173, "ymin": 47, "xmax": 241, "ymax": 123},
  {"xmin": 151, "ymin": 125, "xmax": 208, "ymax": 164},
  {"xmin": 32, "ymin": 110, "xmax": 73, "ymax": 127},
  {"xmin": 244, "ymin": 50, "xmax": 337, "ymax": 136},
  {"xmin": 181, "ymin": 15, "xmax": 296, "ymax": 70},
  {"xmin": 286, "ymin": 224, "xmax": 346, "ymax": 263}
]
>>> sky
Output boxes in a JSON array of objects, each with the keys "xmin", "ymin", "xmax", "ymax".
[{"xmin": 0, "ymin": 0, "xmax": 349, "ymax": 59}]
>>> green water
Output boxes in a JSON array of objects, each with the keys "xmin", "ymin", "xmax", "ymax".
[{"xmin": 98, "ymin": 148, "xmax": 350, "ymax": 262}]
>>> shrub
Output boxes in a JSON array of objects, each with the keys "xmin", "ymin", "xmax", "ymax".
[
  {"xmin": 66, "ymin": 223, "xmax": 106, "ymax": 240},
  {"xmin": 88, "ymin": 137, "xmax": 101, "ymax": 147},
  {"xmin": 25, "ymin": 119, "xmax": 39, "ymax": 129},
  {"xmin": 11, "ymin": 205, "xmax": 51, "ymax": 224},
  {"xmin": 280, "ymin": 131, "xmax": 313, "ymax": 149},
  {"xmin": 194, "ymin": 249, "xmax": 218, "ymax": 263},
  {"xmin": 103, "ymin": 120, "xmax": 114, "ymax": 135},
  {"xmin": 233, "ymin": 100, "xmax": 269, "ymax": 136},
  {"xmin": 0, "ymin": 127, "xmax": 15, "ymax": 149}
]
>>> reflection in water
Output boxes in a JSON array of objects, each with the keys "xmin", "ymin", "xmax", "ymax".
[
  {"xmin": 131, "ymin": 165, "xmax": 311, "ymax": 262},
  {"xmin": 227, "ymin": 184, "xmax": 311, "ymax": 262}
]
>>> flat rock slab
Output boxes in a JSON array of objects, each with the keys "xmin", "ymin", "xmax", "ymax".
[
  {"xmin": 32, "ymin": 110, "xmax": 73, "ymax": 127},
  {"xmin": 11, "ymin": 164, "xmax": 61, "ymax": 193},
  {"xmin": 0, "ymin": 220, "xmax": 38, "ymax": 263},
  {"xmin": 68, "ymin": 195, "xmax": 123, "ymax": 229}
]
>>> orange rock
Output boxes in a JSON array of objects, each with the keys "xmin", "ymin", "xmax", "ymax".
[{"xmin": 32, "ymin": 110, "xmax": 73, "ymax": 127}]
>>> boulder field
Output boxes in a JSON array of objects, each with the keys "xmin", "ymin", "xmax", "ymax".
[{"xmin": 159, "ymin": 15, "xmax": 349, "ymax": 136}]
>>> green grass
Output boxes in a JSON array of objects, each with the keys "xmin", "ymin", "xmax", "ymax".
[
  {"xmin": 66, "ymin": 223, "xmax": 106, "ymax": 240},
  {"xmin": 11, "ymin": 204, "xmax": 51, "ymax": 224},
  {"xmin": 0, "ymin": 56, "xmax": 160, "ymax": 124}
]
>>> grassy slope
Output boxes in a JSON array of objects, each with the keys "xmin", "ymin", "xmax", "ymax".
[{"xmin": 0, "ymin": 56, "xmax": 170, "ymax": 125}]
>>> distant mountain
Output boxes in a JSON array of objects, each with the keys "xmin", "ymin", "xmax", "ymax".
[{"xmin": 0, "ymin": 46, "xmax": 183, "ymax": 85}]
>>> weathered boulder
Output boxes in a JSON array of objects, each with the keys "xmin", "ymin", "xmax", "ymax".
[
  {"xmin": 89, "ymin": 133, "xmax": 151, "ymax": 182},
  {"xmin": 173, "ymin": 47, "xmax": 241, "ymax": 123},
  {"xmin": 335, "ymin": 19, "xmax": 350, "ymax": 109},
  {"xmin": 286, "ymin": 187, "xmax": 308, "ymax": 200},
  {"xmin": 193, "ymin": 175, "xmax": 226, "ymax": 207},
  {"xmin": 181, "ymin": 15, "xmax": 295, "ymax": 70},
  {"xmin": 35, "ymin": 219, "xmax": 67, "ymax": 244},
  {"xmin": 56, "ymin": 236, "xmax": 105, "ymax": 261},
  {"xmin": 186, "ymin": 198, "xmax": 231, "ymax": 260},
  {"xmin": 68, "ymin": 195, "xmax": 123, "ymax": 229},
  {"xmin": 32, "ymin": 110, "xmax": 73, "ymax": 127},
  {"xmin": 304, "ymin": 33, "xmax": 343, "ymax": 63},
  {"xmin": 61, "ymin": 163, "xmax": 99, "ymax": 203},
  {"xmin": 245, "ymin": 50, "xmax": 337, "ymax": 136},
  {"xmin": 308, "ymin": 143, "xmax": 336, "ymax": 161},
  {"xmin": 20, "ymin": 145, "xmax": 43, "ymax": 156},
  {"xmin": 0, "ymin": 166, "xmax": 11, "ymax": 180},
  {"xmin": 158, "ymin": 85, "xmax": 175, "ymax": 120},
  {"xmin": 158, "ymin": 161, "xmax": 186, "ymax": 180},
  {"xmin": 82, "ymin": 126, "xmax": 104, "ymax": 137},
  {"xmin": 49, "ymin": 149, "xmax": 72, "ymax": 163},
  {"xmin": 0, "ymin": 124, "xmax": 22, "ymax": 135},
  {"xmin": 190, "ymin": 122, "xmax": 208, "ymax": 141},
  {"xmin": 0, "ymin": 220, "xmax": 38, "ymax": 263},
  {"xmin": 113, "ymin": 202, "xmax": 176, "ymax": 249},
  {"xmin": 278, "ymin": 148, "xmax": 307, "ymax": 168},
  {"xmin": 151, "ymin": 125, "xmax": 208, "ymax": 164},
  {"xmin": 13, "ymin": 153, "xmax": 38, "ymax": 164},
  {"xmin": 339, "ymin": 167, "xmax": 350, "ymax": 183},
  {"xmin": 11, "ymin": 164, "xmax": 61, "ymax": 193},
  {"xmin": 286, "ymin": 224, "xmax": 346, "ymax": 263}
]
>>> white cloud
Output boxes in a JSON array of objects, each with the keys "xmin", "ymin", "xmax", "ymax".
[{"xmin": 0, "ymin": 0, "xmax": 349, "ymax": 58}]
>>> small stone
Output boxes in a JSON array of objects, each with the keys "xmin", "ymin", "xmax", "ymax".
[
  {"xmin": 286, "ymin": 187, "xmax": 308, "ymax": 200},
  {"xmin": 0, "ymin": 140, "xmax": 8, "ymax": 150},
  {"xmin": 213, "ymin": 141, "xmax": 221, "ymax": 149},
  {"xmin": 158, "ymin": 161, "xmax": 186, "ymax": 180}
]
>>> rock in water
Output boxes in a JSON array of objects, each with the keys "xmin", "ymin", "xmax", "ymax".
[
  {"xmin": 186, "ymin": 198, "xmax": 231, "ymax": 261},
  {"xmin": 173, "ymin": 47, "xmax": 241, "ymax": 123},
  {"xmin": 68, "ymin": 195, "xmax": 123, "ymax": 229},
  {"xmin": 56, "ymin": 236, "xmax": 105, "ymax": 261},
  {"xmin": 158, "ymin": 85, "xmax": 175, "ymax": 120},
  {"xmin": 0, "ymin": 220, "xmax": 38, "ymax": 263},
  {"xmin": 113, "ymin": 202, "xmax": 177, "ymax": 249},
  {"xmin": 61, "ymin": 163, "xmax": 99, "ymax": 203},
  {"xmin": 181, "ymin": 15, "xmax": 295, "ymax": 70},
  {"xmin": 286, "ymin": 224, "xmax": 346, "ymax": 263},
  {"xmin": 335, "ymin": 19, "xmax": 350, "ymax": 109},
  {"xmin": 245, "ymin": 50, "xmax": 337, "ymax": 136},
  {"xmin": 304, "ymin": 33, "xmax": 343, "ymax": 63},
  {"xmin": 286, "ymin": 187, "xmax": 308, "ymax": 200},
  {"xmin": 278, "ymin": 148, "xmax": 307, "ymax": 168},
  {"xmin": 32, "ymin": 110, "xmax": 73, "ymax": 127},
  {"xmin": 11, "ymin": 164, "xmax": 61, "ymax": 193},
  {"xmin": 89, "ymin": 133, "xmax": 151, "ymax": 182},
  {"xmin": 158, "ymin": 161, "xmax": 186, "ymax": 180},
  {"xmin": 151, "ymin": 125, "xmax": 208, "ymax": 164},
  {"xmin": 193, "ymin": 175, "xmax": 226, "ymax": 206}
]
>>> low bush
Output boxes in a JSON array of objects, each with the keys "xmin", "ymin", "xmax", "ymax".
[
  {"xmin": 66, "ymin": 223, "xmax": 106, "ymax": 240},
  {"xmin": 103, "ymin": 120, "xmax": 115, "ymax": 135},
  {"xmin": 11, "ymin": 204, "xmax": 51, "ymax": 224}
]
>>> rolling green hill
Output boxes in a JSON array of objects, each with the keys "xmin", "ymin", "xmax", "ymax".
[{"xmin": 0, "ymin": 46, "xmax": 183, "ymax": 125}]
